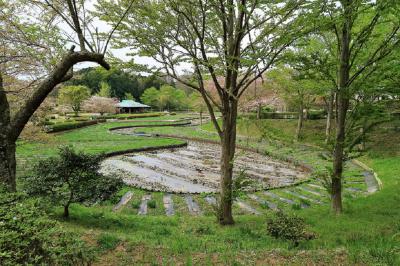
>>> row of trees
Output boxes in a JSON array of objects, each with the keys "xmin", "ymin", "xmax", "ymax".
[
  {"xmin": 141, "ymin": 85, "xmax": 189, "ymax": 111},
  {"xmin": 67, "ymin": 67, "xmax": 172, "ymax": 100},
  {"xmin": 57, "ymin": 83, "xmax": 194, "ymax": 116}
]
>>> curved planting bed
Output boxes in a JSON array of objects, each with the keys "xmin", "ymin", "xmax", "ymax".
[{"xmin": 101, "ymin": 125, "xmax": 310, "ymax": 193}]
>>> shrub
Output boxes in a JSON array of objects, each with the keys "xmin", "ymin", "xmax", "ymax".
[
  {"xmin": 101, "ymin": 113, "xmax": 163, "ymax": 119},
  {"xmin": 0, "ymin": 189, "xmax": 94, "ymax": 265},
  {"xmin": 147, "ymin": 199, "xmax": 157, "ymax": 209},
  {"xmin": 23, "ymin": 147, "xmax": 124, "ymax": 218},
  {"xmin": 96, "ymin": 233, "xmax": 120, "ymax": 251},
  {"xmin": 308, "ymin": 110, "xmax": 326, "ymax": 120},
  {"xmin": 43, "ymin": 121, "xmax": 55, "ymax": 126},
  {"xmin": 131, "ymin": 201, "xmax": 141, "ymax": 209},
  {"xmin": 267, "ymin": 211, "xmax": 315, "ymax": 246},
  {"xmin": 46, "ymin": 120, "xmax": 99, "ymax": 133}
]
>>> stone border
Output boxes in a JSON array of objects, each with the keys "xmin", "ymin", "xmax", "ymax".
[
  {"xmin": 106, "ymin": 124, "xmax": 317, "ymax": 194},
  {"xmin": 103, "ymin": 142, "xmax": 188, "ymax": 158},
  {"xmin": 351, "ymin": 159, "xmax": 382, "ymax": 191},
  {"xmin": 156, "ymin": 134, "xmax": 313, "ymax": 173}
]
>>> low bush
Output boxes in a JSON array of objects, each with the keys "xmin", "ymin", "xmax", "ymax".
[
  {"xmin": 0, "ymin": 189, "xmax": 95, "ymax": 265},
  {"xmin": 147, "ymin": 199, "xmax": 157, "ymax": 209},
  {"xmin": 96, "ymin": 233, "xmax": 120, "ymax": 251},
  {"xmin": 131, "ymin": 200, "xmax": 141, "ymax": 209},
  {"xmin": 43, "ymin": 121, "xmax": 55, "ymax": 126},
  {"xmin": 46, "ymin": 120, "xmax": 99, "ymax": 133},
  {"xmin": 241, "ymin": 110, "xmax": 325, "ymax": 120},
  {"xmin": 23, "ymin": 147, "xmax": 124, "ymax": 218},
  {"xmin": 101, "ymin": 113, "xmax": 163, "ymax": 120},
  {"xmin": 267, "ymin": 211, "xmax": 315, "ymax": 246},
  {"xmin": 73, "ymin": 117, "xmax": 90, "ymax": 122},
  {"xmin": 308, "ymin": 110, "xmax": 326, "ymax": 120}
]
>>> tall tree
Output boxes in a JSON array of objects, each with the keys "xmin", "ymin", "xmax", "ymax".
[
  {"xmin": 269, "ymin": 66, "xmax": 322, "ymax": 141},
  {"xmin": 320, "ymin": 0, "xmax": 400, "ymax": 213},
  {"xmin": 0, "ymin": 0, "xmax": 133, "ymax": 191},
  {"xmin": 100, "ymin": 0, "xmax": 312, "ymax": 224},
  {"xmin": 58, "ymin": 85, "xmax": 90, "ymax": 116}
]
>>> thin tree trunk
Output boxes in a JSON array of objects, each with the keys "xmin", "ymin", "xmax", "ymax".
[
  {"xmin": 325, "ymin": 91, "xmax": 334, "ymax": 144},
  {"xmin": 218, "ymin": 107, "xmax": 237, "ymax": 225},
  {"xmin": 63, "ymin": 204, "xmax": 70, "ymax": 218},
  {"xmin": 200, "ymin": 111, "xmax": 203, "ymax": 125},
  {"xmin": 295, "ymin": 103, "xmax": 304, "ymax": 141},
  {"xmin": 256, "ymin": 103, "xmax": 261, "ymax": 120},
  {"xmin": 332, "ymin": 1, "xmax": 351, "ymax": 214}
]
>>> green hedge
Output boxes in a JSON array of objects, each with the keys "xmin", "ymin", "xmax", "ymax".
[
  {"xmin": 101, "ymin": 113, "xmax": 164, "ymax": 120},
  {"xmin": 46, "ymin": 120, "xmax": 100, "ymax": 133},
  {"xmin": 242, "ymin": 110, "xmax": 325, "ymax": 120}
]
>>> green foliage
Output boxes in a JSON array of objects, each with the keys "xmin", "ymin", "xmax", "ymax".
[
  {"xmin": 23, "ymin": 147, "xmax": 124, "ymax": 218},
  {"xmin": 141, "ymin": 85, "xmax": 188, "ymax": 111},
  {"xmin": 98, "ymin": 82, "xmax": 112, "ymax": 97},
  {"xmin": 147, "ymin": 199, "xmax": 157, "ymax": 209},
  {"xmin": 46, "ymin": 120, "xmax": 100, "ymax": 133},
  {"xmin": 313, "ymin": 167, "xmax": 334, "ymax": 195},
  {"xmin": 96, "ymin": 233, "xmax": 120, "ymax": 251},
  {"xmin": 0, "ymin": 189, "xmax": 94, "ymax": 265},
  {"xmin": 267, "ymin": 211, "xmax": 315, "ymax": 246},
  {"xmin": 141, "ymin": 87, "xmax": 159, "ymax": 107},
  {"xmin": 124, "ymin": 92, "xmax": 134, "ymax": 100},
  {"xmin": 67, "ymin": 67, "xmax": 169, "ymax": 100},
  {"xmin": 189, "ymin": 92, "xmax": 207, "ymax": 112},
  {"xmin": 101, "ymin": 112, "xmax": 163, "ymax": 120},
  {"xmin": 232, "ymin": 169, "xmax": 254, "ymax": 199},
  {"xmin": 131, "ymin": 200, "xmax": 141, "ymax": 209},
  {"xmin": 58, "ymin": 85, "xmax": 91, "ymax": 116}
]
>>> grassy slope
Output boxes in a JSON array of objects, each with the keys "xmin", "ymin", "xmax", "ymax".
[
  {"xmin": 16, "ymin": 119, "xmax": 186, "ymax": 177},
  {"xmin": 17, "ymin": 115, "xmax": 400, "ymax": 265}
]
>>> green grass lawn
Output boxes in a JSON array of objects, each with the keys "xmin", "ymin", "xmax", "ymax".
[
  {"xmin": 16, "ymin": 114, "xmax": 400, "ymax": 265},
  {"xmin": 16, "ymin": 119, "xmax": 187, "ymax": 177}
]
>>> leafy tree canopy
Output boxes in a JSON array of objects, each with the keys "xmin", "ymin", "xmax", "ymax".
[{"xmin": 67, "ymin": 67, "xmax": 172, "ymax": 100}]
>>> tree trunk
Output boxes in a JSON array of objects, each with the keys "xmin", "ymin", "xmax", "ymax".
[
  {"xmin": 325, "ymin": 91, "xmax": 334, "ymax": 144},
  {"xmin": 332, "ymin": 1, "xmax": 351, "ymax": 214},
  {"xmin": 0, "ymin": 50, "xmax": 109, "ymax": 191},
  {"xmin": 63, "ymin": 204, "xmax": 70, "ymax": 218},
  {"xmin": 0, "ymin": 72, "xmax": 16, "ymax": 191},
  {"xmin": 295, "ymin": 103, "xmax": 303, "ymax": 141},
  {"xmin": 200, "ymin": 111, "xmax": 203, "ymax": 125},
  {"xmin": 218, "ymin": 108, "xmax": 237, "ymax": 225},
  {"xmin": 256, "ymin": 103, "xmax": 262, "ymax": 120},
  {"xmin": 0, "ymin": 140, "xmax": 16, "ymax": 192},
  {"xmin": 332, "ymin": 94, "xmax": 347, "ymax": 213}
]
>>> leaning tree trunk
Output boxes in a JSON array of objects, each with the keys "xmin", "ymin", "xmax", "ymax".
[
  {"xmin": 0, "ymin": 49, "xmax": 109, "ymax": 191},
  {"xmin": 332, "ymin": 4, "xmax": 351, "ymax": 214},
  {"xmin": 218, "ymin": 106, "xmax": 237, "ymax": 225}
]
